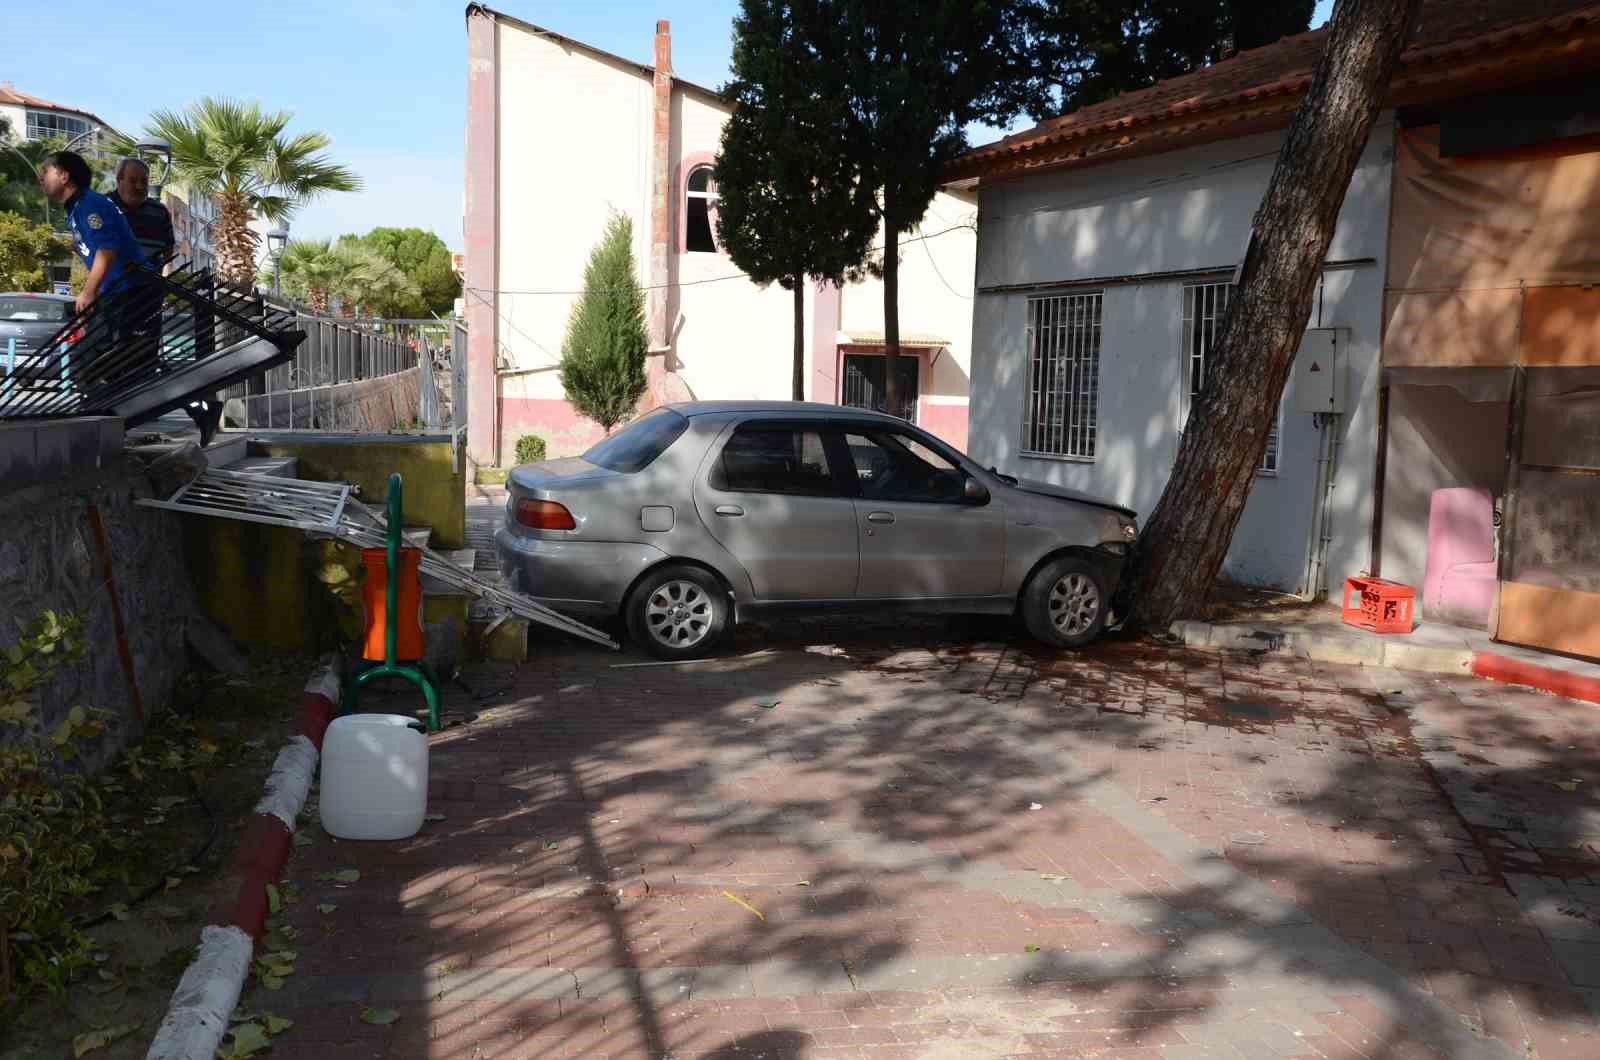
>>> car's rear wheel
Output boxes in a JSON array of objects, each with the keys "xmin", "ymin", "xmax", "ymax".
[
  {"xmin": 1021, "ymin": 556, "xmax": 1108, "ymax": 649},
  {"xmin": 626, "ymin": 564, "xmax": 730, "ymax": 660}
]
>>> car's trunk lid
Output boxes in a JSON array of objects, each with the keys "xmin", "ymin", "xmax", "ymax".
[{"xmin": 508, "ymin": 458, "xmax": 625, "ymax": 495}]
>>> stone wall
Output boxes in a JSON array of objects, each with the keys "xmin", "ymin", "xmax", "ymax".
[{"xmin": 0, "ymin": 454, "xmax": 196, "ymax": 769}]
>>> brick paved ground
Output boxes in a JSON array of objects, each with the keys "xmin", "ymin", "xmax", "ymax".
[{"xmin": 252, "ymin": 611, "xmax": 1600, "ymax": 1059}]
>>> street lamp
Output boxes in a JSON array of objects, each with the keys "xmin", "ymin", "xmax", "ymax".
[
  {"xmin": 267, "ymin": 227, "xmax": 290, "ymax": 298},
  {"xmin": 133, "ymin": 137, "xmax": 173, "ymax": 192}
]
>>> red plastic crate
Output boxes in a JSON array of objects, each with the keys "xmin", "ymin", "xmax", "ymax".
[{"xmin": 1341, "ymin": 576, "xmax": 1415, "ymax": 634}]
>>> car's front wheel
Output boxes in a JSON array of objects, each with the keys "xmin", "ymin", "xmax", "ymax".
[
  {"xmin": 1021, "ymin": 555, "xmax": 1109, "ymax": 649},
  {"xmin": 625, "ymin": 564, "xmax": 730, "ymax": 660}
]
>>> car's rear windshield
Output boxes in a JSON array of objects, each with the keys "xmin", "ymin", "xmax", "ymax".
[
  {"xmin": 582, "ymin": 408, "xmax": 690, "ymax": 473},
  {"xmin": 0, "ymin": 296, "xmax": 69, "ymax": 323}
]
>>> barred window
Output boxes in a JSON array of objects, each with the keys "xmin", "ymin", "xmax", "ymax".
[
  {"xmin": 1023, "ymin": 292, "xmax": 1102, "ymax": 460},
  {"xmin": 1182, "ymin": 282, "xmax": 1280, "ymax": 474}
]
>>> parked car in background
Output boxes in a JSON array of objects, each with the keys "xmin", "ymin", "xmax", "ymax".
[
  {"xmin": 0, "ymin": 292, "xmax": 77, "ymax": 410},
  {"xmin": 496, "ymin": 402, "xmax": 1140, "ymax": 659}
]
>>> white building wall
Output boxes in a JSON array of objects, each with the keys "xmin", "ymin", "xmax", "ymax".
[
  {"xmin": 669, "ymin": 87, "xmax": 815, "ymax": 404},
  {"xmin": 841, "ymin": 190, "xmax": 979, "ymax": 410},
  {"xmin": 495, "ymin": 23, "xmax": 655, "ymax": 408},
  {"xmin": 968, "ymin": 124, "xmax": 1395, "ymax": 593},
  {"xmin": 0, "ymin": 102, "xmax": 25, "ymax": 141}
]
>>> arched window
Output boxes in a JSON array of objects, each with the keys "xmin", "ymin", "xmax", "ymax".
[{"xmin": 685, "ymin": 165, "xmax": 719, "ymax": 253}]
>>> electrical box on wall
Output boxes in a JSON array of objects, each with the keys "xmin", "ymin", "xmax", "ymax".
[{"xmin": 1294, "ymin": 328, "xmax": 1347, "ymax": 414}]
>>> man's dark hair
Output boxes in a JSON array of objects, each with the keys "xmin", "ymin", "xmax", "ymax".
[
  {"xmin": 116, "ymin": 157, "xmax": 150, "ymax": 179},
  {"xmin": 42, "ymin": 150, "xmax": 93, "ymax": 190}
]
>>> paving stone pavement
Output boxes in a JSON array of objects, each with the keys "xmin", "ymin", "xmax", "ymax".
[{"xmin": 254, "ymin": 612, "xmax": 1600, "ymax": 1059}]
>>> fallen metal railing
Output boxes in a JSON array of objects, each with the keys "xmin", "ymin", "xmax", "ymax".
[{"xmin": 139, "ymin": 466, "xmax": 617, "ymax": 649}]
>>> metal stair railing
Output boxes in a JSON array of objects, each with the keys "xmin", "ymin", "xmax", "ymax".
[{"xmin": 0, "ymin": 260, "xmax": 305, "ymax": 429}]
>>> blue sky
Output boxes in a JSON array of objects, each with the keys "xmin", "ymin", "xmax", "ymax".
[{"xmin": 0, "ymin": 1, "xmax": 1335, "ymax": 252}]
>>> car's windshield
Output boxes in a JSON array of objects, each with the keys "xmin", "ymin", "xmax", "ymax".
[
  {"xmin": 0, "ymin": 296, "xmax": 69, "ymax": 323},
  {"xmin": 583, "ymin": 408, "xmax": 690, "ymax": 473}
]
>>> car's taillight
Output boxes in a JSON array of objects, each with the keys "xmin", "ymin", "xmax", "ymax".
[
  {"xmin": 515, "ymin": 498, "xmax": 577, "ymax": 531},
  {"xmin": 64, "ymin": 328, "xmax": 83, "ymax": 346}
]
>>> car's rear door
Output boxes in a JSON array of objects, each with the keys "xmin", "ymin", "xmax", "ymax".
[
  {"xmin": 836, "ymin": 425, "xmax": 1007, "ymax": 600},
  {"xmin": 694, "ymin": 420, "xmax": 860, "ymax": 601}
]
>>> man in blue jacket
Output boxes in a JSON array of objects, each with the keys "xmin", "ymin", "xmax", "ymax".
[{"xmin": 37, "ymin": 150, "xmax": 153, "ymax": 387}]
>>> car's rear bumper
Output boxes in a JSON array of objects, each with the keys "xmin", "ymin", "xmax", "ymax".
[{"xmin": 494, "ymin": 526, "xmax": 667, "ymax": 615}]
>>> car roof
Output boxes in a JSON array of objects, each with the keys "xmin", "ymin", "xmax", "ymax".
[
  {"xmin": 666, "ymin": 400, "xmax": 906, "ymax": 424},
  {"xmin": 0, "ymin": 292, "xmax": 73, "ymax": 302}
]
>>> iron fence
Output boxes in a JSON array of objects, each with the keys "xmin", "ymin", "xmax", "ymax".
[{"xmin": 220, "ymin": 302, "xmax": 465, "ymax": 432}]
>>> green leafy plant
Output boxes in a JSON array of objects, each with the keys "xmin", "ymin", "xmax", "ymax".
[
  {"xmin": 0, "ymin": 611, "xmax": 99, "ymax": 1002},
  {"xmin": 558, "ymin": 212, "xmax": 649, "ymax": 433},
  {"xmin": 514, "ymin": 434, "xmax": 547, "ymax": 465}
]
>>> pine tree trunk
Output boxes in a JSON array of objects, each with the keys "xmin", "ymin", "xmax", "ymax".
[
  {"xmin": 792, "ymin": 280, "xmax": 805, "ymax": 401},
  {"xmin": 1127, "ymin": 0, "xmax": 1423, "ymax": 634},
  {"xmin": 882, "ymin": 197, "xmax": 901, "ymax": 418}
]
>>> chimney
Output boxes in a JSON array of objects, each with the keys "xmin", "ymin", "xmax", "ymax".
[{"xmin": 648, "ymin": 21, "xmax": 673, "ymax": 349}]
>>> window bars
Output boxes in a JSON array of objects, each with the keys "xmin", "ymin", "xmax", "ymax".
[
  {"xmin": 1182, "ymin": 281, "xmax": 1280, "ymax": 474},
  {"xmin": 0, "ymin": 260, "xmax": 303, "ymax": 430},
  {"xmin": 1023, "ymin": 292, "xmax": 1102, "ymax": 460}
]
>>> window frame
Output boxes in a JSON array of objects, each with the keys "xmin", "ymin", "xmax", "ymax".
[
  {"xmin": 710, "ymin": 421, "xmax": 849, "ymax": 498},
  {"xmin": 1181, "ymin": 280, "xmax": 1283, "ymax": 475},
  {"xmin": 838, "ymin": 426, "xmax": 975, "ymax": 507},
  {"xmin": 1021, "ymin": 291, "xmax": 1103, "ymax": 462},
  {"xmin": 683, "ymin": 163, "xmax": 720, "ymax": 255}
]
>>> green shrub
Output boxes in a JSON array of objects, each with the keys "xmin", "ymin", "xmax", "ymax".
[{"xmin": 514, "ymin": 434, "xmax": 547, "ymax": 466}]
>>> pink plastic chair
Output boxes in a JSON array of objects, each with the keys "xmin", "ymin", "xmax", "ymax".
[{"xmin": 1423, "ymin": 487, "xmax": 1498, "ymax": 628}]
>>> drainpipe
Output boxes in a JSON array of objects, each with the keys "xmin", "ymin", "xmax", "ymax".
[{"xmin": 1301, "ymin": 412, "xmax": 1343, "ymax": 601}]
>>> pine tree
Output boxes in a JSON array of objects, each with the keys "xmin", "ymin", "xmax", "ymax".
[
  {"xmin": 559, "ymin": 213, "xmax": 649, "ymax": 432},
  {"xmin": 716, "ymin": 0, "xmax": 877, "ymax": 401},
  {"xmin": 1128, "ymin": 0, "xmax": 1423, "ymax": 630}
]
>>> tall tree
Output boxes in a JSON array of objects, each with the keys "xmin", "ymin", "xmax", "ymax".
[
  {"xmin": 144, "ymin": 98, "xmax": 361, "ymax": 286},
  {"xmin": 807, "ymin": 0, "xmax": 1028, "ymax": 417},
  {"xmin": 559, "ymin": 213, "xmax": 649, "ymax": 432},
  {"xmin": 1003, "ymin": 1, "xmax": 1317, "ymax": 119},
  {"xmin": 340, "ymin": 227, "xmax": 461, "ymax": 318},
  {"xmin": 1127, "ymin": 0, "xmax": 1423, "ymax": 632},
  {"xmin": 716, "ymin": 0, "xmax": 878, "ymax": 401}
]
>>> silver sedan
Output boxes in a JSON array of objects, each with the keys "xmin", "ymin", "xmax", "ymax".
[{"xmin": 497, "ymin": 402, "xmax": 1139, "ymax": 659}]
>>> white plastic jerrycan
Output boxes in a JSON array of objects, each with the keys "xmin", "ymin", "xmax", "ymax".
[{"xmin": 319, "ymin": 714, "xmax": 429, "ymax": 840}]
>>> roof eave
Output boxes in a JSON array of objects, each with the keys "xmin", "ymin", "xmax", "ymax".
[{"xmin": 948, "ymin": 7, "xmax": 1600, "ymax": 188}]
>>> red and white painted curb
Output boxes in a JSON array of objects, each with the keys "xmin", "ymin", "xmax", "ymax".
[
  {"xmin": 1473, "ymin": 651, "xmax": 1600, "ymax": 706},
  {"xmin": 146, "ymin": 663, "xmax": 340, "ymax": 1060}
]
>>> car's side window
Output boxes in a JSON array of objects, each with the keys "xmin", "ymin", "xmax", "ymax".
[
  {"xmin": 844, "ymin": 431, "xmax": 967, "ymax": 504},
  {"xmin": 719, "ymin": 426, "xmax": 837, "ymax": 496}
]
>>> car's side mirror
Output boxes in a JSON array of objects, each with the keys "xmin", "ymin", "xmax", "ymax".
[{"xmin": 962, "ymin": 476, "xmax": 990, "ymax": 505}]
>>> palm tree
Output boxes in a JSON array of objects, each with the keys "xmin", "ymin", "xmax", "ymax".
[
  {"xmin": 272, "ymin": 238, "xmax": 342, "ymax": 313},
  {"xmin": 329, "ymin": 244, "xmax": 417, "ymax": 319},
  {"xmin": 144, "ymin": 98, "xmax": 360, "ymax": 285}
]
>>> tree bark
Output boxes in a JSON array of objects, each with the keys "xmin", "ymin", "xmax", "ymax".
[
  {"xmin": 1127, "ymin": 0, "xmax": 1422, "ymax": 634},
  {"xmin": 213, "ymin": 193, "xmax": 261, "ymax": 287},
  {"xmin": 882, "ymin": 194, "xmax": 901, "ymax": 418},
  {"xmin": 792, "ymin": 279, "xmax": 805, "ymax": 401}
]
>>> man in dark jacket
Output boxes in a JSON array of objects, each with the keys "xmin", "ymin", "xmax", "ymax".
[{"xmin": 111, "ymin": 158, "xmax": 176, "ymax": 266}]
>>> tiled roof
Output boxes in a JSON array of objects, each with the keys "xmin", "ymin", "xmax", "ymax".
[
  {"xmin": 951, "ymin": 0, "xmax": 1600, "ymax": 182},
  {"xmin": 0, "ymin": 83, "xmax": 116, "ymax": 136}
]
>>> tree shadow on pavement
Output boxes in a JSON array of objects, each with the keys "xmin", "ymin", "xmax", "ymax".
[{"xmin": 262, "ymin": 617, "xmax": 1600, "ymax": 1060}]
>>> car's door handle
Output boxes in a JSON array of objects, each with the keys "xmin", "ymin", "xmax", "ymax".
[
  {"xmin": 714, "ymin": 505, "xmax": 745, "ymax": 517},
  {"xmin": 865, "ymin": 511, "xmax": 895, "ymax": 525}
]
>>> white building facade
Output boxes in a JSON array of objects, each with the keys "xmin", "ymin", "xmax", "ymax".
[
  {"xmin": 963, "ymin": 129, "xmax": 1392, "ymax": 594},
  {"xmin": 463, "ymin": 6, "xmax": 977, "ymax": 466}
]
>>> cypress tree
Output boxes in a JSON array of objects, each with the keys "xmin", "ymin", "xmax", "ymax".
[{"xmin": 559, "ymin": 213, "xmax": 649, "ymax": 432}]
